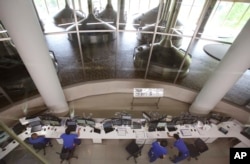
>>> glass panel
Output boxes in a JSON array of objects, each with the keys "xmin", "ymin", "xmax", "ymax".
[
  {"xmin": 0, "ymin": 23, "xmax": 38, "ymax": 104},
  {"xmin": 45, "ymin": 33, "xmax": 84, "ymax": 86},
  {"xmin": 178, "ymin": 0, "xmax": 206, "ymax": 36},
  {"xmin": 225, "ymin": 70, "xmax": 250, "ymax": 106},
  {"xmin": 0, "ymin": 94, "xmax": 11, "ymax": 109},
  {"xmin": 1, "ymin": 0, "xmax": 250, "ymax": 111},
  {"xmin": 178, "ymin": 39, "xmax": 219, "ymax": 91},
  {"xmin": 117, "ymin": 32, "xmax": 143, "ymax": 78},
  {"xmin": 203, "ymin": 1, "xmax": 234, "ymax": 42}
]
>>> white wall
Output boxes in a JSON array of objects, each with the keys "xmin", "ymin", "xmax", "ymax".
[{"xmin": 1, "ymin": 79, "xmax": 249, "ymax": 126}]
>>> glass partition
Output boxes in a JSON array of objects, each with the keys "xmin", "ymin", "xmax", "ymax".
[{"xmin": 0, "ymin": 0, "xmax": 250, "ymax": 111}]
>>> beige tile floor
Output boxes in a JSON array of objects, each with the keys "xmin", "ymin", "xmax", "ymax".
[{"xmin": 4, "ymin": 137, "xmax": 230, "ymax": 164}]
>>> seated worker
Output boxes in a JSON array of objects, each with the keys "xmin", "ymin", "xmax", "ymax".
[
  {"xmin": 60, "ymin": 127, "xmax": 81, "ymax": 150},
  {"xmin": 168, "ymin": 133, "xmax": 189, "ymax": 163},
  {"xmin": 148, "ymin": 139, "xmax": 168, "ymax": 162},
  {"xmin": 29, "ymin": 133, "xmax": 52, "ymax": 146}
]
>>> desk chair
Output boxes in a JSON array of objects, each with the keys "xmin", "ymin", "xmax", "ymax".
[
  {"xmin": 125, "ymin": 140, "xmax": 145, "ymax": 164},
  {"xmin": 31, "ymin": 139, "xmax": 52, "ymax": 155},
  {"xmin": 186, "ymin": 143, "xmax": 199, "ymax": 161},
  {"xmin": 187, "ymin": 138, "xmax": 208, "ymax": 161},
  {"xmin": 57, "ymin": 147, "xmax": 78, "ymax": 164}
]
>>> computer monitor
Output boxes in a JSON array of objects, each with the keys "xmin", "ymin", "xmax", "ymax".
[
  {"xmin": 157, "ymin": 122, "xmax": 166, "ymax": 131},
  {"xmin": 157, "ymin": 122, "xmax": 166, "ymax": 128},
  {"xmin": 112, "ymin": 118, "xmax": 122, "ymax": 126},
  {"xmin": 85, "ymin": 119, "xmax": 95, "ymax": 127},
  {"xmin": 66, "ymin": 120, "xmax": 77, "ymax": 132},
  {"xmin": 166, "ymin": 123, "xmax": 177, "ymax": 132},
  {"xmin": 49, "ymin": 120, "xmax": 61, "ymax": 126},
  {"xmin": 142, "ymin": 112, "xmax": 151, "ymax": 122},
  {"xmin": 240, "ymin": 127, "xmax": 250, "ymax": 139},
  {"xmin": 12, "ymin": 123, "xmax": 26, "ymax": 135},
  {"xmin": 103, "ymin": 121, "xmax": 114, "ymax": 133},
  {"xmin": 76, "ymin": 119, "xmax": 86, "ymax": 125},
  {"xmin": 41, "ymin": 120, "xmax": 50, "ymax": 126},
  {"xmin": 29, "ymin": 121, "xmax": 42, "ymax": 127},
  {"xmin": 132, "ymin": 122, "xmax": 142, "ymax": 129},
  {"xmin": 103, "ymin": 121, "xmax": 113, "ymax": 128},
  {"xmin": 122, "ymin": 119, "xmax": 132, "ymax": 126},
  {"xmin": 122, "ymin": 115, "xmax": 131, "ymax": 120},
  {"xmin": 31, "ymin": 125, "xmax": 43, "ymax": 132}
]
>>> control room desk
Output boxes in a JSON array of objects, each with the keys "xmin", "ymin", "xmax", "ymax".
[
  {"xmin": 1, "ymin": 119, "xmax": 249, "ymax": 160},
  {"xmin": 20, "ymin": 119, "xmax": 250, "ymax": 146}
]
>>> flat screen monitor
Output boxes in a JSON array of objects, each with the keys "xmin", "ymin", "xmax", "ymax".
[
  {"xmin": 157, "ymin": 122, "xmax": 166, "ymax": 127},
  {"xmin": 122, "ymin": 115, "xmax": 131, "ymax": 120},
  {"xmin": 12, "ymin": 123, "xmax": 26, "ymax": 135},
  {"xmin": 49, "ymin": 120, "xmax": 61, "ymax": 126},
  {"xmin": 76, "ymin": 119, "xmax": 86, "ymax": 125},
  {"xmin": 85, "ymin": 119, "xmax": 95, "ymax": 127},
  {"xmin": 31, "ymin": 125, "xmax": 42, "ymax": 132},
  {"xmin": 112, "ymin": 118, "xmax": 122, "ymax": 126},
  {"xmin": 42, "ymin": 120, "xmax": 51, "ymax": 125},
  {"xmin": 29, "ymin": 121, "xmax": 42, "ymax": 127},
  {"xmin": 166, "ymin": 123, "xmax": 177, "ymax": 132},
  {"xmin": 241, "ymin": 127, "xmax": 250, "ymax": 139},
  {"xmin": 103, "ymin": 121, "xmax": 113, "ymax": 128},
  {"xmin": 122, "ymin": 119, "xmax": 132, "ymax": 126},
  {"xmin": 66, "ymin": 121, "xmax": 76, "ymax": 126},
  {"xmin": 142, "ymin": 112, "xmax": 151, "ymax": 122}
]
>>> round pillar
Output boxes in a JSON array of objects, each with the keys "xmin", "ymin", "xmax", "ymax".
[
  {"xmin": 189, "ymin": 19, "xmax": 250, "ymax": 115},
  {"xmin": 0, "ymin": 0, "xmax": 69, "ymax": 114}
]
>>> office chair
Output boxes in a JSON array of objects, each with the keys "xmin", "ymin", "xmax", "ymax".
[
  {"xmin": 125, "ymin": 140, "xmax": 145, "ymax": 163},
  {"xmin": 32, "ymin": 140, "xmax": 52, "ymax": 155},
  {"xmin": 187, "ymin": 138, "xmax": 208, "ymax": 161},
  {"xmin": 186, "ymin": 143, "xmax": 200, "ymax": 161},
  {"xmin": 32, "ymin": 143, "xmax": 46, "ymax": 155},
  {"xmin": 57, "ymin": 147, "xmax": 78, "ymax": 164}
]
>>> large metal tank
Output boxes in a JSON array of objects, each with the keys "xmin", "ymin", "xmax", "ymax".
[
  {"xmin": 136, "ymin": 0, "xmax": 183, "ymax": 48},
  {"xmin": 67, "ymin": 0, "xmax": 116, "ymax": 44},
  {"xmin": 133, "ymin": 0, "xmax": 191, "ymax": 80},
  {"xmin": 54, "ymin": 0, "xmax": 85, "ymax": 28},
  {"xmin": 96, "ymin": 0, "xmax": 117, "ymax": 27}
]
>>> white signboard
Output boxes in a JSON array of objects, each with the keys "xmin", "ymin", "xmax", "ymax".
[{"xmin": 133, "ymin": 88, "xmax": 164, "ymax": 97}]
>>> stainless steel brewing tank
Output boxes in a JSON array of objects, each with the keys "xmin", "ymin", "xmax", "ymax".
[
  {"xmin": 67, "ymin": 14, "xmax": 116, "ymax": 44},
  {"xmin": 133, "ymin": 44, "xmax": 191, "ymax": 79}
]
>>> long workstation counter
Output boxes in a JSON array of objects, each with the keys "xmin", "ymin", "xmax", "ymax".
[{"xmin": 1, "ymin": 114, "xmax": 249, "ymax": 160}]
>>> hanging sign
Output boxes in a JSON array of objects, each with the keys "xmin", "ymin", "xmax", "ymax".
[{"xmin": 133, "ymin": 88, "xmax": 164, "ymax": 97}]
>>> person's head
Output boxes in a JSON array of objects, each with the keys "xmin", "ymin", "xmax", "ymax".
[
  {"xmin": 65, "ymin": 128, "xmax": 71, "ymax": 135},
  {"xmin": 173, "ymin": 133, "xmax": 180, "ymax": 140},
  {"xmin": 31, "ymin": 133, "xmax": 38, "ymax": 139},
  {"xmin": 159, "ymin": 139, "xmax": 168, "ymax": 147},
  {"xmin": 159, "ymin": 155, "xmax": 164, "ymax": 159}
]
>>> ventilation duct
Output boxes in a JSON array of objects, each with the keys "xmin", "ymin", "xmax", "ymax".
[
  {"xmin": 67, "ymin": 0, "xmax": 116, "ymax": 44},
  {"xmin": 53, "ymin": 0, "xmax": 85, "ymax": 28},
  {"xmin": 133, "ymin": 0, "xmax": 191, "ymax": 80}
]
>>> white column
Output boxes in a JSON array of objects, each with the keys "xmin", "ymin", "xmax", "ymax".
[
  {"xmin": 189, "ymin": 19, "xmax": 250, "ymax": 115},
  {"xmin": 0, "ymin": 0, "xmax": 69, "ymax": 114}
]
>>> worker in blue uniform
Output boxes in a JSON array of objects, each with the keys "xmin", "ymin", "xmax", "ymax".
[
  {"xmin": 60, "ymin": 127, "xmax": 81, "ymax": 150},
  {"xmin": 168, "ymin": 133, "xmax": 189, "ymax": 163},
  {"xmin": 148, "ymin": 139, "xmax": 168, "ymax": 162},
  {"xmin": 28, "ymin": 133, "xmax": 52, "ymax": 146}
]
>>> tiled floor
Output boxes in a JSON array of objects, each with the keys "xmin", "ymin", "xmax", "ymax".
[{"xmin": 4, "ymin": 137, "xmax": 230, "ymax": 164}]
